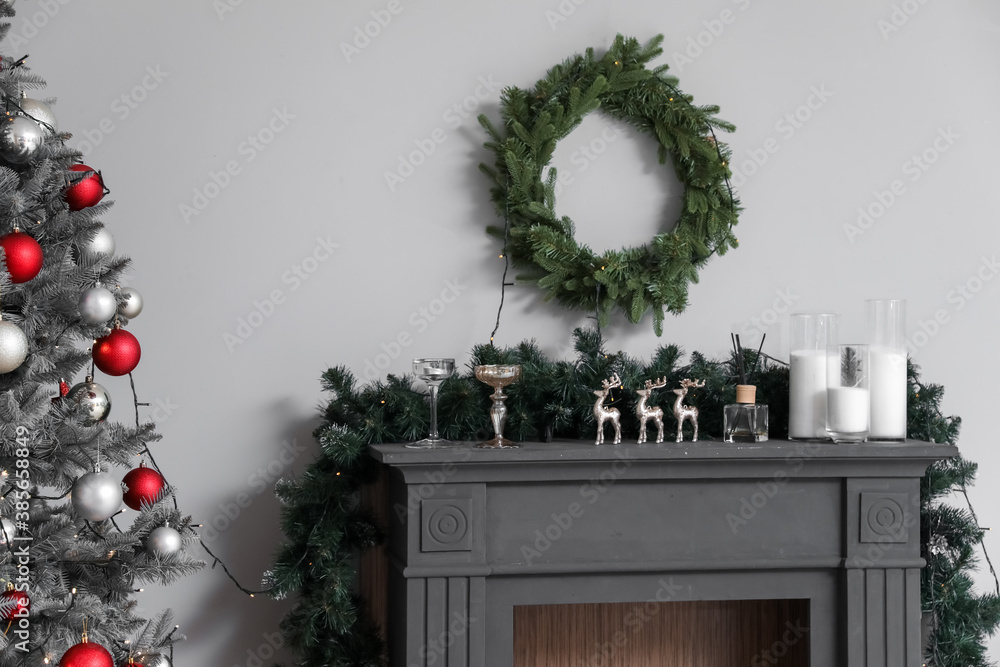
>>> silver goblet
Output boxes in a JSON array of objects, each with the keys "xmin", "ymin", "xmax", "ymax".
[
  {"xmin": 474, "ymin": 364, "xmax": 522, "ymax": 449},
  {"xmin": 408, "ymin": 358, "xmax": 456, "ymax": 449}
]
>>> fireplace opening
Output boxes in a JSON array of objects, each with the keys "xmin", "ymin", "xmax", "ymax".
[{"xmin": 513, "ymin": 599, "xmax": 810, "ymax": 667}]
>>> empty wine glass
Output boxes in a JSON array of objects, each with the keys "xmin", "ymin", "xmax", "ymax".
[{"xmin": 408, "ymin": 358, "xmax": 456, "ymax": 449}]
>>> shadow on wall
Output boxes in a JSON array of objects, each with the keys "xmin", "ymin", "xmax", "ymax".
[{"xmin": 183, "ymin": 406, "xmax": 321, "ymax": 667}]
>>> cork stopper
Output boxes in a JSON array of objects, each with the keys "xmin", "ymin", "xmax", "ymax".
[{"xmin": 735, "ymin": 384, "xmax": 756, "ymax": 404}]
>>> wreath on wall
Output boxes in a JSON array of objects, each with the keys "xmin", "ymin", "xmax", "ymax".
[{"xmin": 478, "ymin": 34, "xmax": 740, "ymax": 335}]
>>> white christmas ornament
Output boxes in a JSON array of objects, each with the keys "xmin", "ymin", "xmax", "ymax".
[
  {"xmin": 118, "ymin": 286, "xmax": 143, "ymax": 319},
  {"xmin": 147, "ymin": 525, "xmax": 182, "ymax": 557},
  {"xmin": 19, "ymin": 95, "xmax": 57, "ymax": 133},
  {"xmin": 71, "ymin": 471, "xmax": 123, "ymax": 521},
  {"xmin": 78, "ymin": 227, "xmax": 115, "ymax": 259},
  {"xmin": 78, "ymin": 285, "xmax": 117, "ymax": 324},
  {"xmin": 0, "ymin": 319, "xmax": 29, "ymax": 373},
  {"xmin": 0, "ymin": 517, "xmax": 15, "ymax": 544}
]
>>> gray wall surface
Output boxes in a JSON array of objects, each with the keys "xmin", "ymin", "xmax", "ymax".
[{"xmin": 17, "ymin": 0, "xmax": 1000, "ymax": 664}]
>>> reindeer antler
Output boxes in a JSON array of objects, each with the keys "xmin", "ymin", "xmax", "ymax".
[
  {"xmin": 602, "ymin": 373, "xmax": 622, "ymax": 390},
  {"xmin": 679, "ymin": 378, "xmax": 706, "ymax": 389},
  {"xmin": 644, "ymin": 376, "xmax": 668, "ymax": 390}
]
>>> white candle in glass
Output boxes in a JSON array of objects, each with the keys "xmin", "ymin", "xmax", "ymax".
[
  {"xmin": 869, "ymin": 347, "xmax": 907, "ymax": 439},
  {"xmin": 827, "ymin": 386, "xmax": 869, "ymax": 434},
  {"xmin": 789, "ymin": 349, "xmax": 827, "ymax": 438}
]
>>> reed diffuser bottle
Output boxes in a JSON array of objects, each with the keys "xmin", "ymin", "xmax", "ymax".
[{"xmin": 723, "ymin": 334, "xmax": 769, "ymax": 444}]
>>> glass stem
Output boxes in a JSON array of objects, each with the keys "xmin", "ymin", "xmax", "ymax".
[{"xmin": 428, "ymin": 383, "xmax": 440, "ymax": 440}]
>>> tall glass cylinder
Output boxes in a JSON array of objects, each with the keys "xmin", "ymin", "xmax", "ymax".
[
  {"xmin": 788, "ymin": 313, "xmax": 839, "ymax": 439},
  {"xmin": 866, "ymin": 299, "xmax": 907, "ymax": 441}
]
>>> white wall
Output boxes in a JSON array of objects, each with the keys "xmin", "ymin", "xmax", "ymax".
[{"xmin": 21, "ymin": 0, "xmax": 1000, "ymax": 663}]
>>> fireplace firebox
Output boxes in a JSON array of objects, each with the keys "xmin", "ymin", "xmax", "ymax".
[{"xmin": 361, "ymin": 439, "xmax": 954, "ymax": 666}]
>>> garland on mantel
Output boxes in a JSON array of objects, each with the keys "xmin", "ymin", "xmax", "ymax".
[{"xmin": 267, "ymin": 329, "xmax": 999, "ymax": 667}]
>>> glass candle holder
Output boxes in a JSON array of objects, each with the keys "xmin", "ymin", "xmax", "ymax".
[
  {"xmin": 788, "ymin": 313, "xmax": 839, "ymax": 440},
  {"xmin": 407, "ymin": 358, "xmax": 456, "ymax": 449},
  {"xmin": 474, "ymin": 364, "xmax": 521, "ymax": 449},
  {"xmin": 724, "ymin": 384, "xmax": 768, "ymax": 444},
  {"xmin": 866, "ymin": 299, "xmax": 907, "ymax": 441},
  {"xmin": 826, "ymin": 344, "xmax": 870, "ymax": 443}
]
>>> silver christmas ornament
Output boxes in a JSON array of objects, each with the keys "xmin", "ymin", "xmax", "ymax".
[
  {"xmin": 147, "ymin": 525, "xmax": 183, "ymax": 557},
  {"xmin": 68, "ymin": 375, "xmax": 111, "ymax": 424},
  {"xmin": 78, "ymin": 285, "xmax": 117, "ymax": 324},
  {"xmin": 71, "ymin": 471, "xmax": 123, "ymax": 521},
  {"xmin": 19, "ymin": 95, "xmax": 57, "ymax": 133},
  {"xmin": 0, "ymin": 115, "xmax": 44, "ymax": 164},
  {"xmin": 118, "ymin": 286, "xmax": 143, "ymax": 319},
  {"xmin": 77, "ymin": 226, "xmax": 115, "ymax": 260},
  {"xmin": 0, "ymin": 517, "xmax": 15, "ymax": 544},
  {"xmin": 142, "ymin": 654, "xmax": 172, "ymax": 667},
  {"xmin": 0, "ymin": 319, "xmax": 29, "ymax": 373}
]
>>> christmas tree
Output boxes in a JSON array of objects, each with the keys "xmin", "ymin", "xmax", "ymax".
[{"xmin": 0, "ymin": 3, "xmax": 202, "ymax": 665}]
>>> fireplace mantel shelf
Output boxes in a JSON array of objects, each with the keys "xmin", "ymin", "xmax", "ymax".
[
  {"xmin": 363, "ymin": 438, "xmax": 955, "ymax": 666},
  {"xmin": 370, "ymin": 438, "xmax": 955, "ymax": 463}
]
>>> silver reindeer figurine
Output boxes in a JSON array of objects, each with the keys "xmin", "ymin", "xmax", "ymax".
[
  {"xmin": 593, "ymin": 373, "xmax": 622, "ymax": 445},
  {"xmin": 672, "ymin": 378, "xmax": 706, "ymax": 443},
  {"xmin": 635, "ymin": 376, "xmax": 668, "ymax": 444}
]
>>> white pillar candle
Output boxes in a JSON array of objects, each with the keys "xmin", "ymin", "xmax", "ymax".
[
  {"xmin": 827, "ymin": 386, "xmax": 869, "ymax": 435},
  {"xmin": 789, "ymin": 349, "xmax": 828, "ymax": 438},
  {"xmin": 869, "ymin": 347, "xmax": 907, "ymax": 440}
]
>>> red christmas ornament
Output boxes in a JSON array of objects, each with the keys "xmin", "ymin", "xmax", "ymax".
[
  {"xmin": 52, "ymin": 379, "xmax": 70, "ymax": 403},
  {"xmin": 0, "ymin": 230, "xmax": 43, "ymax": 283},
  {"xmin": 0, "ymin": 585, "xmax": 28, "ymax": 622},
  {"xmin": 92, "ymin": 328, "xmax": 140, "ymax": 376},
  {"xmin": 58, "ymin": 640, "xmax": 114, "ymax": 667},
  {"xmin": 122, "ymin": 462, "xmax": 167, "ymax": 510},
  {"xmin": 65, "ymin": 164, "xmax": 106, "ymax": 211}
]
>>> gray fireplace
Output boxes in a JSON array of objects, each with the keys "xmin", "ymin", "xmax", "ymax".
[{"xmin": 362, "ymin": 439, "xmax": 954, "ymax": 666}]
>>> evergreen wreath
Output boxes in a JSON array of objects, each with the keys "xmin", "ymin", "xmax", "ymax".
[{"xmin": 478, "ymin": 34, "xmax": 741, "ymax": 335}]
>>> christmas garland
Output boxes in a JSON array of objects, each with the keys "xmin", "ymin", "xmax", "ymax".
[
  {"xmin": 478, "ymin": 35, "xmax": 740, "ymax": 335},
  {"xmin": 268, "ymin": 329, "xmax": 999, "ymax": 666}
]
